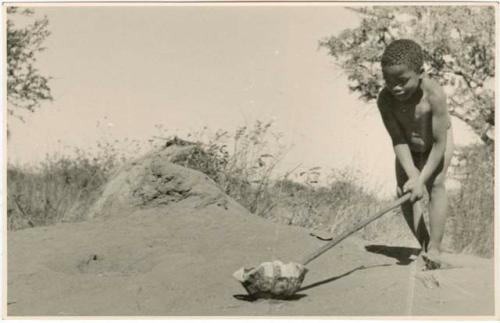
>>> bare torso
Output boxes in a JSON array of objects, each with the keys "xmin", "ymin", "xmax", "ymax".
[{"xmin": 381, "ymin": 78, "xmax": 449, "ymax": 153}]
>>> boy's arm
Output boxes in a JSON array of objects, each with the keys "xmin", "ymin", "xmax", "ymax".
[
  {"xmin": 417, "ymin": 89, "xmax": 449, "ymax": 184},
  {"xmin": 377, "ymin": 92, "xmax": 419, "ymax": 179},
  {"xmin": 394, "ymin": 145, "xmax": 419, "ymax": 178}
]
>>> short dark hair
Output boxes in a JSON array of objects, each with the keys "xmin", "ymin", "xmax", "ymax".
[{"xmin": 381, "ymin": 39, "xmax": 424, "ymax": 72}]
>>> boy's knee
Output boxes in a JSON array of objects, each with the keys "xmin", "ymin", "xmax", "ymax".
[{"xmin": 429, "ymin": 179, "xmax": 446, "ymax": 193}]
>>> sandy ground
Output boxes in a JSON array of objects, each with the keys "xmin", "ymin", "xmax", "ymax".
[{"xmin": 7, "ymin": 201, "xmax": 495, "ymax": 317}]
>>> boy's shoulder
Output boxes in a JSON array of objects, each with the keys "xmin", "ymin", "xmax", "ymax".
[
  {"xmin": 377, "ymin": 77, "xmax": 447, "ymax": 110},
  {"xmin": 421, "ymin": 77, "xmax": 446, "ymax": 104},
  {"xmin": 376, "ymin": 87, "xmax": 394, "ymax": 110}
]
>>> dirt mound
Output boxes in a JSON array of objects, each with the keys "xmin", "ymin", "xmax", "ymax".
[{"xmin": 87, "ymin": 142, "xmax": 241, "ymax": 219}]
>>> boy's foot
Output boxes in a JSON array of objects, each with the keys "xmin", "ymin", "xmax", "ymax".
[
  {"xmin": 424, "ymin": 247, "xmax": 443, "ymax": 269},
  {"xmin": 422, "ymin": 252, "xmax": 442, "ymax": 270},
  {"xmin": 421, "ymin": 250, "xmax": 457, "ymax": 271}
]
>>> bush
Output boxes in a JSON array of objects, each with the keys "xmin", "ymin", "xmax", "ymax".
[
  {"xmin": 168, "ymin": 120, "xmax": 286, "ymax": 216},
  {"xmin": 448, "ymin": 144, "xmax": 494, "ymax": 257},
  {"xmin": 7, "ymin": 150, "xmax": 117, "ymax": 230},
  {"xmin": 265, "ymin": 168, "xmax": 380, "ymax": 237}
]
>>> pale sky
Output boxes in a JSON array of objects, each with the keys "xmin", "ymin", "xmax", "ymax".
[{"xmin": 6, "ymin": 4, "xmax": 480, "ymax": 197}]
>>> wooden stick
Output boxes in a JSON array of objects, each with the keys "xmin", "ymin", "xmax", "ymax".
[{"xmin": 300, "ymin": 193, "xmax": 411, "ymax": 266}]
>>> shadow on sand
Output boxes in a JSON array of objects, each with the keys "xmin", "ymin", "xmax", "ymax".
[
  {"xmin": 233, "ymin": 294, "xmax": 307, "ymax": 302},
  {"xmin": 298, "ymin": 263, "xmax": 392, "ymax": 292},
  {"xmin": 233, "ymin": 263, "xmax": 393, "ymax": 302},
  {"xmin": 364, "ymin": 244, "xmax": 421, "ymax": 265}
]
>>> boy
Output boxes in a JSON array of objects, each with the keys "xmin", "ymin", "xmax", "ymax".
[{"xmin": 377, "ymin": 39, "xmax": 454, "ymax": 269}]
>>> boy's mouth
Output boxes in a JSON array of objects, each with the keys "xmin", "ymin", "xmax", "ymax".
[
  {"xmin": 393, "ymin": 91, "xmax": 408, "ymax": 100},
  {"xmin": 393, "ymin": 88, "xmax": 418, "ymax": 101}
]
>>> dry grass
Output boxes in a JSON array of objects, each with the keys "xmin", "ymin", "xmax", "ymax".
[
  {"xmin": 265, "ymin": 170, "xmax": 380, "ymax": 234},
  {"xmin": 448, "ymin": 144, "xmax": 494, "ymax": 257},
  {"xmin": 171, "ymin": 120, "xmax": 287, "ymax": 216},
  {"xmin": 7, "ymin": 149, "xmax": 117, "ymax": 230}
]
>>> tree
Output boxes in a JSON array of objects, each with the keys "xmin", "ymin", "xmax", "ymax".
[
  {"xmin": 7, "ymin": 7, "xmax": 52, "ymax": 122},
  {"xmin": 320, "ymin": 6, "xmax": 495, "ymax": 143}
]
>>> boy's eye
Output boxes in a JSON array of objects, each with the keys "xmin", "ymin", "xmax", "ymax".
[
  {"xmin": 387, "ymin": 78, "xmax": 408, "ymax": 87},
  {"xmin": 395, "ymin": 79, "xmax": 408, "ymax": 85}
]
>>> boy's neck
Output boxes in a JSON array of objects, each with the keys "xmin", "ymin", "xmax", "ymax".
[{"xmin": 396, "ymin": 79, "xmax": 424, "ymax": 105}]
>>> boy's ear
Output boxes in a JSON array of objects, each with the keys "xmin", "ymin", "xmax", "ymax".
[{"xmin": 418, "ymin": 67, "xmax": 425, "ymax": 77}]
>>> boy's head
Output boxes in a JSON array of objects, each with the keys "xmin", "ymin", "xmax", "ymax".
[
  {"xmin": 381, "ymin": 39, "xmax": 424, "ymax": 72},
  {"xmin": 381, "ymin": 39, "xmax": 424, "ymax": 101}
]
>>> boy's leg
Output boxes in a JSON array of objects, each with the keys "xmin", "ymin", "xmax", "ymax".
[
  {"xmin": 396, "ymin": 158, "xmax": 430, "ymax": 251},
  {"xmin": 425, "ymin": 130, "xmax": 454, "ymax": 258}
]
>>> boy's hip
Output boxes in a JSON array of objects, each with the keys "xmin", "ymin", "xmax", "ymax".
[{"xmin": 409, "ymin": 127, "xmax": 455, "ymax": 168}]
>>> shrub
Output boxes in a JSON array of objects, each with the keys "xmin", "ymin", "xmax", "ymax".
[
  {"xmin": 7, "ymin": 149, "xmax": 117, "ymax": 230},
  {"xmin": 167, "ymin": 120, "xmax": 286, "ymax": 216},
  {"xmin": 267, "ymin": 168, "xmax": 380, "ymax": 236},
  {"xmin": 448, "ymin": 144, "xmax": 494, "ymax": 257}
]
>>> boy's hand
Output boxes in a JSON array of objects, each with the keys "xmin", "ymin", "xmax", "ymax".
[{"xmin": 403, "ymin": 177, "xmax": 425, "ymax": 202}]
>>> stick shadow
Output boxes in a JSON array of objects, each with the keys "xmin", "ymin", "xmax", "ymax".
[
  {"xmin": 298, "ymin": 263, "xmax": 392, "ymax": 292},
  {"xmin": 233, "ymin": 263, "xmax": 392, "ymax": 301},
  {"xmin": 233, "ymin": 294, "xmax": 307, "ymax": 302},
  {"xmin": 364, "ymin": 244, "xmax": 421, "ymax": 265}
]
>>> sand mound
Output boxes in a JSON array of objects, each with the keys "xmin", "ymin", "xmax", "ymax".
[{"xmin": 87, "ymin": 141, "xmax": 240, "ymax": 219}]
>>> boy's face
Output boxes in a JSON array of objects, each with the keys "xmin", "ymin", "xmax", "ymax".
[{"xmin": 382, "ymin": 64, "xmax": 422, "ymax": 102}]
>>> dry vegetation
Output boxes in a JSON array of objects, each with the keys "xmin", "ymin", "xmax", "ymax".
[
  {"xmin": 7, "ymin": 148, "xmax": 116, "ymax": 229},
  {"xmin": 448, "ymin": 144, "xmax": 494, "ymax": 257},
  {"xmin": 6, "ymin": 122, "xmax": 494, "ymax": 257}
]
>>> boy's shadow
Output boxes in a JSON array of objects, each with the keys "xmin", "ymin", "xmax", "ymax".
[{"xmin": 365, "ymin": 244, "xmax": 421, "ymax": 265}]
